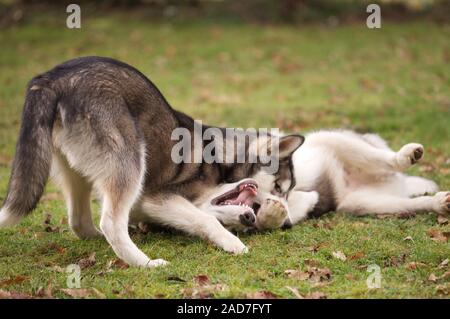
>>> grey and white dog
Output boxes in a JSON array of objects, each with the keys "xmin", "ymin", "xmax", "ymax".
[
  {"xmin": 248, "ymin": 130, "xmax": 450, "ymax": 230},
  {"xmin": 0, "ymin": 56, "xmax": 303, "ymax": 267}
]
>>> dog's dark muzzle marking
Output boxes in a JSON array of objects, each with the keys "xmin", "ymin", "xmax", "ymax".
[{"xmin": 239, "ymin": 211, "xmax": 256, "ymax": 226}]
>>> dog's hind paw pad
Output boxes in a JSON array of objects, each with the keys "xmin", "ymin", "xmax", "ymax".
[{"xmin": 396, "ymin": 143, "xmax": 424, "ymax": 169}]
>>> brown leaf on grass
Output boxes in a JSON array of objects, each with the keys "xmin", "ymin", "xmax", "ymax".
[
  {"xmin": 306, "ymin": 242, "xmax": 329, "ymax": 253},
  {"xmin": 0, "ymin": 275, "xmax": 29, "ymax": 287},
  {"xmin": 182, "ymin": 284, "xmax": 228, "ymax": 299},
  {"xmin": 35, "ymin": 283, "xmax": 53, "ymax": 299},
  {"xmin": 428, "ymin": 274, "xmax": 438, "ymax": 283},
  {"xmin": 438, "ymin": 259, "xmax": 449, "ymax": 269},
  {"xmin": 285, "ymin": 270, "xmax": 310, "ymax": 281},
  {"xmin": 348, "ymin": 252, "xmax": 365, "ymax": 261},
  {"xmin": 427, "ymin": 229, "xmax": 450, "ymax": 243},
  {"xmin": 0, "ymin": 289, "xmax": 32, "ymax": 299},
  {"xmin": 60, "ymin": 288, "xmax": 92, "ymax": 298},
  {"xmin": 437, "ymin": 216, "xmax": 449, "ymax": 225},
  {"xmin": 332, "ymin": 251, "xmax": 347, "ymax": 261},
  {"xmin": 384, "ymin": 253, "xmax": 408, "ymax": 267},
  {"xmin": 50, "ymin": 265, "xmax": 65, "ymax": 273},
  {"xmin": 305, "ymin": 291, "xmax": 327, "ymax": 299},
  {"xmin": 313, "ymin": 221, "xmax": 334, "ymax": 230},
  {"xmin": 107, "ymin": 259, "xmax": 129, "ymax": 270},
  {"xmin": 405, "ymin": 262, "xmax": 427, "ymax": 270},
  {"xmin": 193, "ymin": 275, "xmax": 211, "ymax": 286},
  {"xmin": 246, "ymin": 290, "xmax": 278, "ymax": 299},
  {"xmin": 91, "ymin": 288, "xmax": 106, "ymax": 299},
  {"xmin": 345, "ymin": 274, "xmax": 355, "ymax": 280},
  {"xmin": 403, "ymin": 236, "xmax": 414, "ymax": 242},
  {"xmin": 304, "ymin": 259, "xmax": 319, "ymax": 267},
  {"xmin": 436, "ymin": 284, "xmax": 449, "ymax": 296},
  {"xmin": 285, "ymin": 286, "xmax": 304, "ymax": 299},
  {"xmin": 78, "ymin": 252, "xmax": 96, "ymax": 270},
  {"xmin": 43, "ymin": 212, "xmax": 59, "ymax": 233},
  {"xmin": 308, "ymin": 267, "xmax": 332, "ymax": 283}
]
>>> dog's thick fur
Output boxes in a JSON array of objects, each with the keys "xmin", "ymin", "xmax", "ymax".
[
  {"xmin": 0, "ymin": 56, "xmax": 303, "ymax": 267},
  {"xmin": 255, "ymin": 130, "xmax": 450, "ymax": 230}
]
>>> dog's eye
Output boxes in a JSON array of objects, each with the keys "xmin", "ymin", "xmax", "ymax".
[{"xmin": 274, "ymin": 182, "xmax": 282, "ymax": 194}]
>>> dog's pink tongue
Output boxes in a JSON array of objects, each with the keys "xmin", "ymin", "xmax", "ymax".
[{"xmin": 231, "ymin": 188, "xmax": 257, "ymax": 206}]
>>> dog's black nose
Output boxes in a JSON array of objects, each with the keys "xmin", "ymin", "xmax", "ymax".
[{"xmin": 239, "ymin": 211, "xmax": 256, "ymax": 226}]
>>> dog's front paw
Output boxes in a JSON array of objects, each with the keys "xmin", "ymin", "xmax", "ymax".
[
  {"xmin": 256, "ymin": 198, "xmax": 288, "ymax": 230},
  {"xmin": 146, "ymin": 258, "xmax": 169, "ymax": 268},
  {"xmin": 396, "ymin": 143, "xmax": 424, "ymax": 170},
  {"xmin": 434, "ymin": 192, "xmax": 450, "ymax": 216},
  {"xmin": 217, "ymin": 235, "xmax": 248, "ymax": 254}
]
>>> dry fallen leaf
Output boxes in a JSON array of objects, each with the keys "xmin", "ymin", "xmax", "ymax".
[
  {"xmin": 436, "ymin": 284, "xmax": 449, "ymax": 295},
  {"xmin": 107, "ymin": 259, "xmax": 129, "ymax": 270},
  {"xmin": 306, "ymin": 242, "xmax": 329, "ymax": 253},
  {"xmin": 0, "ymin": 275, "xmax": 28, "ymax": 287},
  {"xmin": 332, "ymin": 251, "xmax": 347, "ymax": 261},
  {"xmin": 403, "ymin": 236, "xmax": 414, "ymax": 242},
  {"xmin": 193, "ymin": 275, "xmax": 211, "ymax": 286},
  {"xmin": 304, "ymin": 259, "xmax": 319, "ymax": 267},
  {"xmin": 285, "ymin": 269, "xmax": 310, "ymax": 281},
  {"xmin": 78, "ymin": 252, "xmax": 96, "ymax": 270},
  {"xmin": 308, "ymin": 267, "xmax": 332, "ymax": 283},
  {"xmin": 348, "ymin": 252, "xmax": 365, "ymax": 261},
  {"xmin": 427, "ymin": 229, "xmax": 450, "ymax": 243},
  {"xmin": 182, "ymin": 284, "xmax": 228, "ymax": 299},
  {"xmin": 428, "ymin": 273, "xmax": 438, "ymax": 283},
  {"xmin": 438, "ymin": 259, "xmax": 449, "ymax": 269},
  {"xmin": 305, "ymin": 291, "xmax": 327, "ymax": 299},
  {"xmin": 35, "ymin": 283, "xmax": 53, "ymax": 299},
  {"xmin": 437, "ymin": 216, "xmax": 449, "ymax": 225},
  {"xmin": 285, "ymin": 286, "xmax": 303, "ymax": 299},
  {"xmin": 246, "ymin": 290, "xmax": 278, "ymax": 299},
  {"xmin": 0, "ymin": 289, "xmax": 32, "ymax": 299},
  {"xmin": 60, "ymin": 288, "xmax": 92, "ymax": 298},
  {"xmin": 405, "ymin": 262, "xmax": 427, "ymax": 270}
]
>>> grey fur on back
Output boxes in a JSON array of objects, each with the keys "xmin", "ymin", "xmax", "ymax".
[{"xmin": 1, "ymin": 56, "xmax": 299, "ymax": 220}]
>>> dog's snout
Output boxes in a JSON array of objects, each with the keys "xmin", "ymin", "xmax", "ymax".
[{"xmin": 239, "ymin": 211, "xmax": 256, "ymax": 226}]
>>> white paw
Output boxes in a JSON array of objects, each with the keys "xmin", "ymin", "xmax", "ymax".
[
  {"xmin": 396, "ymin": 143, "xmax": 424, "ymax": 170},
  {"xmin": 217, "ymin": 235, "xmax": 248, "ymax": 254},
  {"xmin": 434, "ymin": 192, "xmax": 450, "ymax": 216},
  {"xmin": 146, "ymin": 258, "xmax": 169, "ymax": 268},
  {"xmin": 256, "ymin": 198, "xmax": 288, "ymax": 230}
]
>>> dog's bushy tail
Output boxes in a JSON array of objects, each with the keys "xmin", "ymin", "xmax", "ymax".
[{"xmin": 0, "ymin": 77, "xmax": 58, "ymax": 227}]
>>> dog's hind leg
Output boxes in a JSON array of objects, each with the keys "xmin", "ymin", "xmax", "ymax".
[
  {"xmin": 404, "ymin": 176, "xmax": 439, "ymax": 197},
  {"xmin": 307, "ymin": 132, "xmax": 424, "ymax": 174},
  {"xmin": 96, "ymin": 144, "xmax": 168, "ymax": 268},
  {"xmin": 338, "ymin": 190, "xmax": 450, "ymax": 216},
  {"xmin": 52, "ymin": 150, "xmax": 101, "ymax": 239}
]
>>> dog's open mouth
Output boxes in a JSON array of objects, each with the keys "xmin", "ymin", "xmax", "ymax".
[{"xmin": 211, "ymin": 179, "xmax": 258, "ymax": 210}]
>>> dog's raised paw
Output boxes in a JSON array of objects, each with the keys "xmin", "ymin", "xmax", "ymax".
[
  {"xmin": 434, "ymin": 192, "xmax": 450, "ymax": 216},
  {"xmin": 256, "ymin": 198, "xmax": 288, "ymax": 230},
  {"xmin": 396, "ymin": 143, "xmax": 424, "ymax": 169}
]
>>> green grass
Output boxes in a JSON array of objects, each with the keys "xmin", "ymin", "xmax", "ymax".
[{"xmin": 0, "ymin": 13, "xmax": 449, "ymax": 298}]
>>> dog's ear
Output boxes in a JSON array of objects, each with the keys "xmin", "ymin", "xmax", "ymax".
[{"xmin": 277, "ymin": 134, "xmax": 304, "ymax": 158}]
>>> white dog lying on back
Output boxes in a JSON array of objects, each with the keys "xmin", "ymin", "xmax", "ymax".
[{"xmin": 255, "ymin": 129, "xmax": 450, "ymax": 230}]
